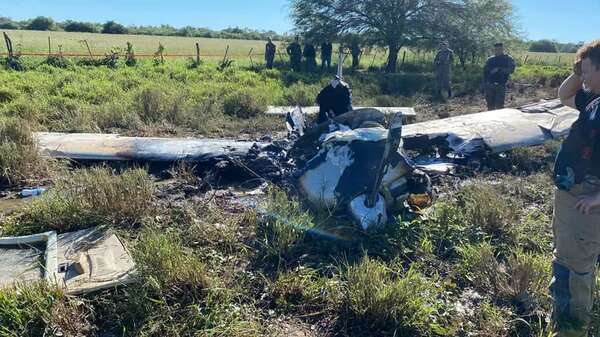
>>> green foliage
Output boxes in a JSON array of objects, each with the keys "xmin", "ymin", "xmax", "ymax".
[
  {"xmin": 25, "ymin": 16, "xmax": 55, "ymax": 31},
  {"xmin": 3, "ymin": 167, "xmax": 155, "ymax": 235},
  {"xmin": 260, "ymin": 187, "xmax": 315, "ymax": 257},
  {"xmin": 223, "ymin": 89, "xmax": 267, "ymax": 118},
  {"xmin": 272, "ymin": 267, "xmax": 342, "ymax": 315},
  {"xmin": 529, "ymin": 40, "xmax": 558, "ymax": 53},
  {"xmin": 0, "ymin": 283, "xmax": 95, "ymax": 337},
  {"xmin": 344, "ymin": 257, "xmax": 451, "ymax": 336},
  {"xmin": 101, "ymin": 20, "xmax": 127, "ymax": 34},
  {"xmin": 44, "ymin": 54, "xmax": 69, "ymax": 68},
  {"xmin": 280, "ymin": 82, "xmax": 320, "ymax": 106},
  {"xmin": 0, "ymin": 118, "xmax": 52, "ymax": 188},
  {"xmin": 63, "ymin": 20, "xmax": 98, "ymax": 33}
]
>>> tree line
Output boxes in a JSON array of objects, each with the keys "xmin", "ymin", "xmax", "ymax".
[{"xmin": 0, "ymin": 16, "xmax": 289, "ymax": 41}]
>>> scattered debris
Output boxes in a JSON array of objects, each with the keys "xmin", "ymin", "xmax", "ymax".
[{"xmin": 0, "ymin": 228, "xmax": 135, "ymax": 294}]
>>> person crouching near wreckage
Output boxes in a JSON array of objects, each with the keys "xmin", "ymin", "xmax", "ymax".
[
  {"xmin": 315, "ymin": 75, "xmax": 353, "ymax": 124},
  {"xmin": 551, "ymin": 39, "xmax": 600, "ymax": 337}
]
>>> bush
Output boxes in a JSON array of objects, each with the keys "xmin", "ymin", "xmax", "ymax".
[
  {"xmin": 260, "ymin": 187, "xmax": 315, "ymax": 257},
  {"xmin": 0, "ymin": 118, "xmax": 52, "ymax": 188},
  {"xmin": 281, "ymin": 82, "xmax": 319, "ymax": 106},
  {"xmin": 3, "ymin": 167, "xmax": 155, "ymax": 235},
  {"xmin": 223, "ymin": 89, "xmax": 266, "ymax": 118},
  {"xmin": 0, "ymin": 283, "xmax": 95, "ymax": 337},
  {"xmin": 63, "ymin": 20, "xmax": 97, "ymax": 33},
  {"xmin": 25, "ymin": 16, "xmax": 54, "ymax": 31},
  {"xmin": 344, "ymin": 257, "xmax": 451, "ymax": 336},
  {"xmin": 529, "ymin": 40, "xmax": 558, "ymax": 53},
  {"xmin": 44, "ymin": 55, "xmax": 69, "ymax": 68},
  {"xmin": 101, "ymin": 20, "xmax": 127, "ymax": 34}
]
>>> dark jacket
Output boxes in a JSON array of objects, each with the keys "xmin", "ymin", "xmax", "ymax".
[
  {"xmin": 321, "ymin": 43, "xmax": 333, "ymax": 59},
  {"xmin": 554, "ymin": 89, "xmax": 600, "ymax": 189},
  {"xmin": 287, "ymin": 42, "xmax": 302, "ymax": 60},
  {"xmin": 316, "ymin": 81, "xmax": 353, "ymax": 124},
  {"xmin": 265, "ymin": 42, "xmax": 276, "ymax": 60},
  {"xmin": 483, "ymin": 54, "xmax": 515, "ymax": 84},
  {"xmin": 303, "ymin": 44, "xmax": 316, "ymax": 59}
]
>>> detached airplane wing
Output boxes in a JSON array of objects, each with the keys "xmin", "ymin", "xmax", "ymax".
[{"xmin": 402, "ymin": 99, "xmax": 579, "ymax": 155}]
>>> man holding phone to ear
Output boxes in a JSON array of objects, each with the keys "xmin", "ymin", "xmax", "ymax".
[{"xmin": 551, "ymin": 39, "xmax": 600, "ymax": 337}]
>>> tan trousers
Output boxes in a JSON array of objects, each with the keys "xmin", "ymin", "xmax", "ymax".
[{"xmin": 551, "ymin": 176, "xmax": 600, "ymax": 336}]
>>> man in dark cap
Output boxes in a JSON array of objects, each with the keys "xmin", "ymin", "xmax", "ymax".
[
  {"xmin": 321, "ymin": 41, "xmax": 333, "ymax": 72},
  {"xmin": 287, "ymin": 36, "xmax": 302, "ymax": 72},
  {"xmin": 483, "ymin": 42, "xmax": 516, "ymax": 110},
  {"xmin": 265, "ymin": 37, "xmax": 276, "ymax": 69},
  {"xmin": 304, "ymin": 42, "xmax": 317, "ymax": 72}
]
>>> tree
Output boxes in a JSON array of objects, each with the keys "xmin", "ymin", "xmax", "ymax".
[
  {"xmin": 0, "ymin": 17, "xmax": 19, "ymax": 29},
  {"xmin": 101, "ymin": 21, "xmax": 127, "ymax": 34},
  {"xmin": 436, "ymin": 0, "xmax": 517, "ymax": 67},
  {"xmin": 26, "ymin": 16, "xmax": 54, "ymax": 31},
  {"xmin": 63, "ymin": 20, "xmax": 98, "ymax": 33},
  {"xmin": 529, "ymin": 40, "xmax": 557, "ymax": 53},
  {"xmin": 290, "ymin": 0, "xmax": 461, "ymax": 72}
]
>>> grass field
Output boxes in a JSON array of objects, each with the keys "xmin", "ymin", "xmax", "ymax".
[
  {"xmin": 0, "ymin": 29, "xmax": 584, "ymax": 336},
  {"xmin": 1, "ymin": 29, "xmax": 576, "ymax": 67}
]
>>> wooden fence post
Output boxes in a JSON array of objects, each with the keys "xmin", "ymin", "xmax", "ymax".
[
  {"xmin": 48, "ymin": 36, "xmax": 51, "ymax": 55},
  {"xmin": 3, "ymin": 32, "xmax": 13, "ymax": 57},
  {"xmin": 196, "ymin": 42, "xmax": 200, "ymax": 63},
  {"xmin": 400, "ymin": 50, "xmax": 407, "ymax": 70},
  {"xmin": 248, "ymin": 48, "xmax": 254, "ymax": 69}
]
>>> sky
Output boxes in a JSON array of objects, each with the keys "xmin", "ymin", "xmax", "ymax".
[{"xmin": 0, "ymin": 0, "xmax": 598, "ymax": 43}]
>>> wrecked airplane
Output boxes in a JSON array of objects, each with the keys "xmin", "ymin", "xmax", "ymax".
[{"xmin": 29, "ymin": 99, "xmax": 580, "ymax": 230}]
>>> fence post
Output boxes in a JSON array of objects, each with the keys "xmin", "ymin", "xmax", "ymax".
[
  {"xmin": 195, "ymin": 42, "xmax": 200, "ymax": 64},
  {"xmin": 3, "ymin": 32, "xmax": 13, "ymax": 57},
  {"xmin": 369, "ymin": 49, "xmax": 378, "ymax": 69},
  {"xmin": 248, "ymin": 47, "xmax": 254, "ymax": 69},
  {"xmin": 48, "ymin": 36, "xmax": 51, "ymax": 55}
]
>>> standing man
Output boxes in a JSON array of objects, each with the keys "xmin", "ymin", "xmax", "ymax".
[
  {"xmin": 350, "ymin": 39, "xmax": 361, "ymax": 70},
  {"xmin": 321, "ymin": 41, "xmax": 333, "ymax": 72},
  {"xmin": 265, "ymin": 37, "xmax": 276, "ymax": 69},
  {"xmin": 303, "ymin": 42, "xmax": 317, "ymax": 72},
  {"xmin": 551, "ymin": 39, "xmax": 600, "ymax": 337},
  {"xmin": 483, "ymin": 42, "xmax": 515, "ymax": 110},
  {"xmin": 434, "ymin": 41, "xmax": 454, "ymax": 98},
  {"xmin": 287, "ymin": 36, "xmax": 302, "ymax": 72}
]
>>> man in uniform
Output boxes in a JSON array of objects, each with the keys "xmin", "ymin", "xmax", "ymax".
[
  {"xmin": 321, "ymin": 41, "xmax": 333, "ymax": 72},
  {"xmin": 303, "ymin": 42, "xmax": 317, "ymax": 72},
  {"xmin": 287, "ymin": 36, "xmax": 302, "ymax": 72},
  {"xmin": 265, "ymin": 37, "xmax": 276, "ymax": 69},
  {"xmin": 551, "ymin": 39, "xmax": 600, "ymax": 337},
  {"xmin": 316, "ymin": 75, "xmax": 353, "ymax": 124},
  {"xmin": 434, "ymin": 41, "xmax": 454, "ymax": 98},
  {"xmin": 483, "ymin": 42, "xmax": 515, "ymax": 110},
  {"xmin": 350, "ymin": 39, "xmax": 361, "ymax": 70}
]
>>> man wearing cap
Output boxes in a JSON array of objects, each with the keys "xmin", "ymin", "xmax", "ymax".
[
  {"xmin": 321, "ymin": 41, "xmax": 333, "ymax": 72},
  {"xmin": 287, "ymin": 36, "xmax": 302, "ymax": 72},
  {"xmin": 434, "ymin": 41, "xmax": 454, "ymax": 99},
  {"xmin": 316, "ymin": 75, "xmax": 353, "ymax": 124},
  {"xmin": 483, "ymin": 42, "xmax": 515, "ymax": 110},
  {"xmin": 265, "ymin": 37, "xmax": 276, "ymax": 69}
]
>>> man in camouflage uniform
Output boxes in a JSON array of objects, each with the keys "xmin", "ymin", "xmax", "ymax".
[
  {"xmin": 434, "ymin": 41, "xmax": 454, "ymax": 98},
  {"xmin": 265, "ymin": 37, "xmax": 276, "ymax": 69},
  {"xmin": 483, "ymin": 42, "xmax": 515, "ymax": 110},
  {"xmin": 287, "ymin": 36, "xmax": 302, "ymax": 72}
]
